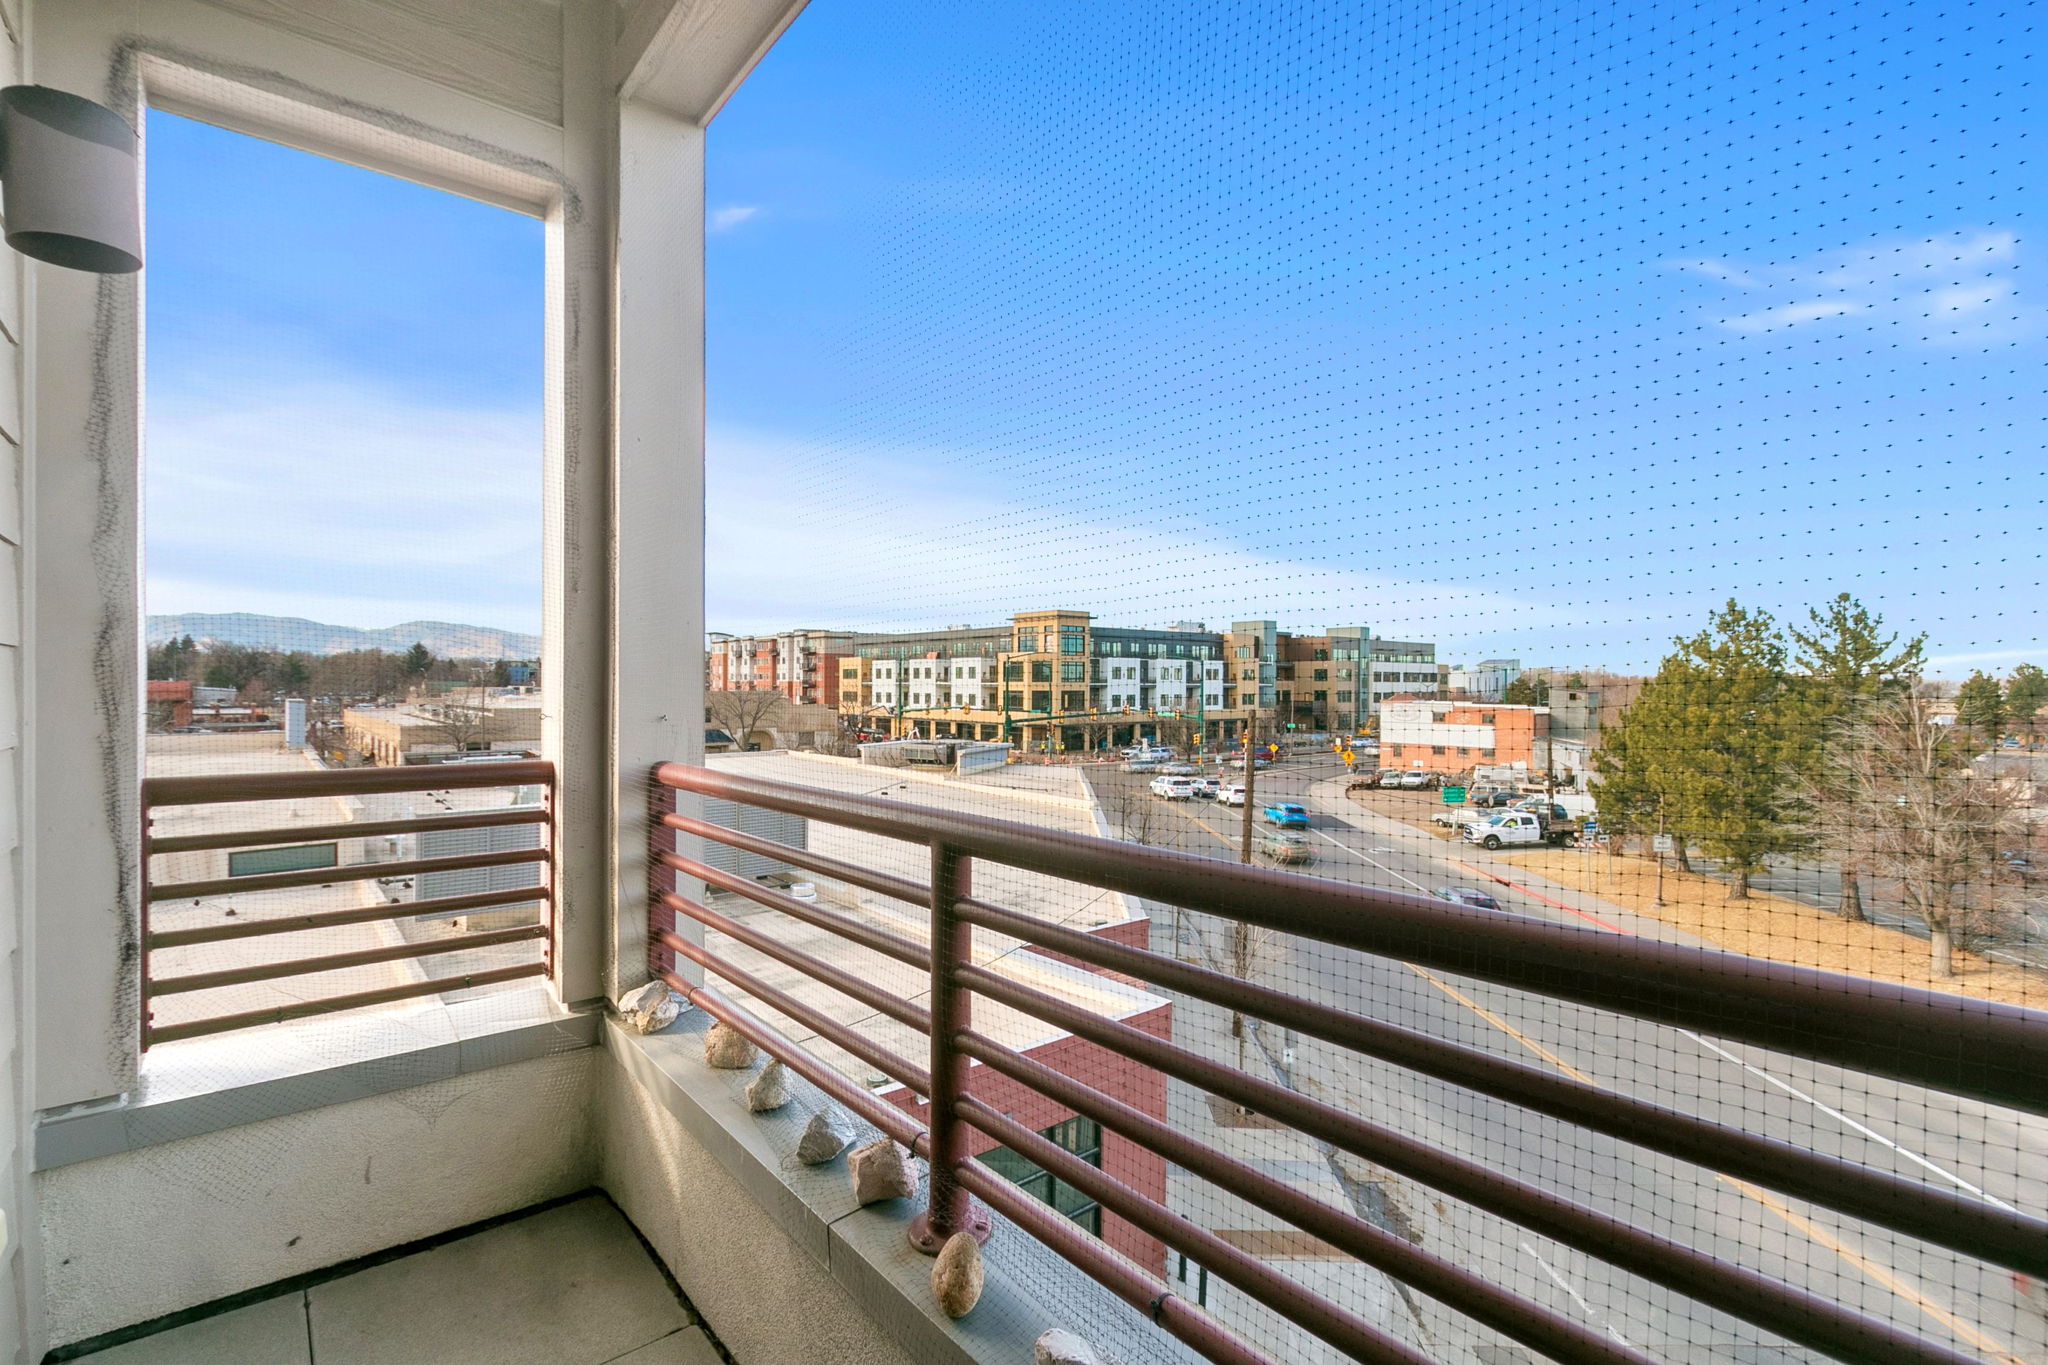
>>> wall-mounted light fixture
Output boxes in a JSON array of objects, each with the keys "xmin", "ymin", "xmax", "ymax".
[{"xmin": 0, "ymin": 85, "xmax": 141, "ymax": 274}]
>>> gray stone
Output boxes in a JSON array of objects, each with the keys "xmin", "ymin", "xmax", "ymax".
[
  {"xmin": 617, "ymin": 981, "xmax": 682, "ymax": 1035},
  {"xmin": 796, "ymin": 1108, "xmax": 854, "ymax": 1165},
  {"xmin": 848, "ymin": 1137, "xmax": 916, "ymax": 1205},
  {"xmin": 932, "ymin": 1232, "xmax": 984, "ymax": 1319},
  {"xmin": 1034, "ymin": 1329, "xmax": 1107, "ymax": 1365},
  {"xmin": 745, "ymin": 1059, "xmax": 790, "ymax": 1112},
  {"xmin": 702, "ymin": 1022, "xmax": 757, "ymax": 1069}
]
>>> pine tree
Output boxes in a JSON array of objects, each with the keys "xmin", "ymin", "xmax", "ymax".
[
  {"xmin": 1956, "ymin": 672, "xmax": 2007, "ymax": 739},
  {"xmin": 2003, "ymin": 663, "xmax": 2048, "ymax": 735},
  {"xmin": 402, "ymin": 641, "xmax": 435, "ymax": 679},
  {"xmin": 1502, "ymin": 674, "xmax": 1549, "ymax": 707},
  {"xmin": 1605, "ymin": 601, "xmax": 1806, "ymax": 898},
  {"xmin": 1788, "ymin": 594, "xmax": 1925, "ymax": 919}
]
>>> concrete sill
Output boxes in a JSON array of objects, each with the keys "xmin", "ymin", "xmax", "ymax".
[
  {"xmin": 608, "ymin": 1010, "xmax": 1204, "ymax": 1365},
  {"xmin": 35, "ymin": 986, "xmax": 599, "ymax": 1170}
]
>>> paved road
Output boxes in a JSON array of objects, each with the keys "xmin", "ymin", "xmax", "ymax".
[{"xmin": 1085, "ymin": 756, "xmax": 2048, "ymax": 1364}]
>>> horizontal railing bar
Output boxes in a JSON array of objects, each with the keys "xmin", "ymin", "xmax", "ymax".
[
  {"xmin": 147, "ymin": 887, "xmax": 543, "ymax": 949},
  {"xmin": 657, "ymin": 763, "xmax": 2048, "ymax": 1115},
  {"xmin": 147, "ymin": 806, "xmax": 546, "ymax": 855},
  {"xmin": 655, "ymin": 928, "xmax": 932, "ymax": 1097},
  {"xmin": 144, "ymin": 961, "xmax": 548, "ymax": 1044},
  {"xmin": 151, "ymin": 847, "xmax": 547, "ymax": 902},
  {"xmin": 144, "ymin": 760, "xmax": 555, "ymax": 806},
  {"xmin": 656, "ymin": 972, "xmax": 930, "ymax": 1154},
  {"xmin": 959, "ymin": 894, "xmax": 2048, "ymax": 1277},
  {"xmin": 658, "ymin": 849, "xmax": 930, "ymax": 969},
  {"xmin": 951, "ymin": 1160, "xmax": 1275, "ymax": 1365},
  {"xmin": 957, "ymin": 1097, "xmax": 1434, "ymax": 1365},
  {"xmin": 957, "ymin": 963, "xmax": 1983, "ymax": 1365},
  {"xmin": 662, "ymin": 890, "xmax": 932, "ymax": 1033},
  {"xmin": 147, "ymin": 925, "xmax": 547, "ymax": 996},
  {"xmin": 661, "ymin": 811, "xmax": 933, "ymax": 909},
  {"xmin": 958, "ymin": 1030, "xmax": 1654, "ymax": 1365}
]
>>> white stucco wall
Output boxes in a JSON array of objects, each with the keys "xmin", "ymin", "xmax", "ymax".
[{"xmin": 35, "ymin": 1049, "xmax": 598, "ymax": 1347}]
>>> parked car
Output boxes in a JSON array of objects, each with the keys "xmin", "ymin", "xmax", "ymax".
[
  {"xmin": 1262, "ymin": 802, "xmax": 1310, "ymax": 828},
  {"xmin": 1434, "ymin": 886, "xmax": 1503, "ymax": 912},
  {"xmin": 1150, "ymin": 775, "xmax": 1198, "ymax": 800},
  {"xmin": 1219, "ymin": 753, "xmax": 1271, "ymax": 770},
  {"xmin": 1191, "ymin": 776, "xmax": 1221, "ymax": 799},
  {"xmin": 1124, "ymin": 759, "xmax": 1161, "ymax": 773},
  {"xmin": 1396, "ymin": 771, "xmax": 1434, "ymax": 790},
  {"xmin": 1218, "ymin": 782, "xmax": 1247, "ymax": 806},
  {"xmin": 1254, "ymin": 829, "xmax": 1314, "ymax": 864},
  {"xmin": 1159, "ymin": 762, "xmax": 1200, "ymax": 776},
  {"xmin": 1510, "ymin": 799, "xmax": 1572, "ymax": 821},
  {"xmin": 1470, "ymin": 789, "xmax": 1519, "ymax": 808},
  {"xmin": 1462, "ymin": 811, "xmax": 1577, "ymax": 849}
]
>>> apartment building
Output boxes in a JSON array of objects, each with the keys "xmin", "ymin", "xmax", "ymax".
[
  {"xmin": 706, "ymin": 630, "xmax": 853, "ymax": 706},
  {"xmin": 1445, "ymin": 658, "xmax": 1522, "ymax": 700}
]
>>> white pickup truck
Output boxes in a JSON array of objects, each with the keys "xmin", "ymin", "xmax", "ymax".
[{"xmin": 1461, "ymin": 811, "xmax": 1578, "ymax": 849}]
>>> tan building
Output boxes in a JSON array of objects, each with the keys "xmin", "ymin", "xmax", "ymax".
[{"xmin": 344, "ymin": 693, "xmax": 545, "ymax": 766}]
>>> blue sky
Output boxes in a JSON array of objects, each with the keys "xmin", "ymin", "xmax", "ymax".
[
  {"xmin": 144, "ymin": 110, "xmax": 544, "ymax": 635},
  {"xmin": 142, "ymin": 1, "xmax": 2041, "ymax": 675},
  {"xmin": 703, "ymin": 0, "xmax": 2044, "ymax": 675}
]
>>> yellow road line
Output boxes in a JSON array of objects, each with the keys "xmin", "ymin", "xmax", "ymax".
[{"xmin": 1405, "ymin": 967, "xmax": 2023, "ymax": 1363}]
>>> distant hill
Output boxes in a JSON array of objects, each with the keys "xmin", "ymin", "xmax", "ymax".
[{"xmin": 145, "ymin": 613, "xmax": 540, "ymax": 660}]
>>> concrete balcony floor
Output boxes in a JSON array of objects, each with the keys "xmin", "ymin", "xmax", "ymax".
[{"xmin": 64, "ymin": 1194, "xmax": 725, "ymax": 1365}]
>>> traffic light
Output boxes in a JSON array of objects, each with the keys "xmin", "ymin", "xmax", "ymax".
[{"xmin": 1285, "ymin": 721, "xmax": 1296, "ymax": 731}]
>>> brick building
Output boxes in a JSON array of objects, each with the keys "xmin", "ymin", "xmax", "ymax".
[{"xmin": 1379, "ymin": 700, "xmax": 1549, "ymax": 774}]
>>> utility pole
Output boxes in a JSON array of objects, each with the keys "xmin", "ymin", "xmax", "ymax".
[
  {"xmin": 1654, "ymin": 808, "xmax": 1668, "ymax": 908},
  {"xmin": 1239, "ymin": 706, "xmax": 1258, "ymax": 864}
]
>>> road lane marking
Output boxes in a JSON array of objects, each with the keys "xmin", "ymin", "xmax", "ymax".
[
  {"xmin": 1721, "ymin": 1178, "xmax": 2030, "ymax": 1365},
  {"xmin": 1444, "ymin": 857, "xmax": 1627, "ymax": 933},
  {"xmin": 1682, "ymin": 1031, "xmax": 2018, "ymax": 1213},
  {"xmin": 1405, "ymin": 967, "xmax": 1598, "ymax": 1084},
  {"xmin": 1520, "ymin": 1240, "xmax": 1636, "ymax": 1349}
]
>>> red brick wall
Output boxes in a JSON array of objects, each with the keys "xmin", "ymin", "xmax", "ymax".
[{"xmin": 886, "ymin": 1001, "xmax": 1171, "ymax": 1274}]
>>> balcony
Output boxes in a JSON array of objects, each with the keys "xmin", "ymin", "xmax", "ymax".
[{"xmin": 6, "ymin": 1, "xmax": 2044, "ymax": 1364}]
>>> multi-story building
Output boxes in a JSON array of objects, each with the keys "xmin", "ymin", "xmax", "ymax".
[
  {"xmin": 1379, "ymin": 700, "xmax": 1549, "ymax": 774},
  {"xmin": 1446, "ymin": 658, "xmax": 1522, "ymax": 700},
  {"xmin": 718, "ymin": 612, "xmax": 1437, "ymax": 751}
]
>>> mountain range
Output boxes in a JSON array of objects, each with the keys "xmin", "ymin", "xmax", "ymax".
[{"xmin": 145, "ymin": 613, "xmax": 540, "ymax": 659}]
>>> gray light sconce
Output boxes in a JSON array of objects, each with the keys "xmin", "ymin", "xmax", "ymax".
[{"xmin": 0, "ymin": 85, "xmax": 141, "ymax": 274}]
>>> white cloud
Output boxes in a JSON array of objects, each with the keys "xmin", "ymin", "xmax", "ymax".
[
  {"xmin": 1671, "ymin": 230, "xmax": 2040, "ymax": 345},
  {"xmin": 704, "ymin": 427, "xmax": 1566, "ymax": 645},
  {"xmin": 146, "ymin": 368, "xmax": 542, "ymax": 633},
  {"xmin": 708, "ymin": 205, "xmax": 761, "ymax": 233}
]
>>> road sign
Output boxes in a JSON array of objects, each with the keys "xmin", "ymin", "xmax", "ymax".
[
  {"xmin": 1441, "ymin": 786, "xmax": 1466, "ymax": 804},
  {"xmin": 1653, "ymin": 833, "xmax": 1675, "ymax": 854}
]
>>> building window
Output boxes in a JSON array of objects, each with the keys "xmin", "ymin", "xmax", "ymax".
[
  {"xmin": 1004, "ymin": 661, "xmax": 1023, "ymax": 682},
  {"xmin": 1336, "ymin": 691, "xmax": 1353, "ymax": 703},
  {"xmin": 1031, "ymin": 661, "xmax": 1053, "ymax": 682},
  {"xmin": 1061, "ymin": 662, "xmax": 1086, "ymax": 682},
  {"xmin": 1315, "ymin": 690, "xmax": 1327, "ymax": 702},
  {"xmin": 229, "ymin": 842, "xmax": 338, "ymax": 878},
  {"xmin": 1017, "ymin": 630, "xmax": 1039, "ymax": 653},
  {"xmin": 1457, "ymin": 747, "xmax": 1469, "ymax": 756},
  {"xmin": 1031, "ymin": 691, "xmax": 1051, "ymax": 712},
  {"xmin": 1175, "ymin": 1254, "xmax": 1210, "ymax": 1307},
  {"xmin": 1313, "ymin": 668, "xmax": 1329, "ymax": 681},
  {"xmin": 1004, "ymin": 691, "xmax": 1024, "ymax": 710},
  {"xmin": 977, "ymin": 1117, "xmax": 1103, "ymax": 1238},
  {"xmin": 1432, "ymin": 745, "xmax": 1446, "ymax": 755},
  {"xmin": 1481, "ymin": 749, "xmax": 1495, "ymax": 758},
  {"xmin": 1061, "ymin": 690, "xmax": 1086, "ymax": 711},
  {"xmin": 1482, "ymin": 713, "xmax": 1496, "ymax": 724},
  {"xmin": 1060, "ymin": 627, "xmax": 1086, "ymax": 655}
]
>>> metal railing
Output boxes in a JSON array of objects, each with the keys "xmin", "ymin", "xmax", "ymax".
[
  {"xmin": 141, "ymin": 760, "xmax": 556, "ymax": 1047},
  {"xmin": 649, "ymin": 761, "xmax": 2048, "ymax": 1365}
]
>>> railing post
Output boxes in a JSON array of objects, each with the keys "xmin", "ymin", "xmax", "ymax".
[{"xmin": 910, "ymin": 838, "xmax": 993, "ymax": 1254}]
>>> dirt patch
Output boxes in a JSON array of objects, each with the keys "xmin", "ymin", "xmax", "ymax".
[{"xmin": 1492, "ymin": 847, "xmax": 2045, "ymax": 1010}]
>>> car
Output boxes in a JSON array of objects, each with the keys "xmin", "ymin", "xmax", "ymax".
[
  {"xmin": 1470, "ymin": 789, "xmax": 1519, "ymax": 808},
  {"xmin": 1218, "ymin": 753, "xmax": 1271, "ymax": 770},
  {"xmin": 1510, "ymin": 800, "xmax": 1571, "ymax": 821},
  {"xmin": 1396, "ymin": 771, "xmax": 1433, "ymax": 790},
  {"xmin": 1159, "ymin": 762, "xmax": 1200, "ymax": 776},
  {"xmin": 1434, "ymin": 886, "xmax": 1503, "ymax": 912},
  {"xmin": 1254, "ymin": 829, "xmax": 1314, "ymax": 864},
  {"xmin": 1218, "ymin": 782, "xmax": 1247, "ymax": 806},
  {"xmin": 1124, "ymin": 759, "xmax": 1161, "ymax": 773},
  {"xmin": 1262, "ymin": 802, "xmax": 1310, "ymax": 828},
  {"xmin": 1149, "ymin": 775, "xmax": 1197, "ymax": 800}
]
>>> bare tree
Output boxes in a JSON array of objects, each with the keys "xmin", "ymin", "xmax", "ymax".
[
  {"xmin": 425, "ymin": 687, "xmax": 498, "ymax": 753},
  {"xmin": 706, "ymin": 688, "xmax": 785, "ymax": 750},
  {"xmin": 1216, "ymin": 918, "xmax": 1287, "ymax": 1081},
  {"xmin": 1104, "ymin": 781, "xmax": 1160, "ymax": 847},
  {"xmin": 1799, "ymin": 694, "xmax": 2024, "ymax": 976}
]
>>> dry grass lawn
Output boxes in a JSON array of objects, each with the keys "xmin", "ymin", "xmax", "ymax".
[{"xmin": 1495, "ymin": 847, "xmax": 2045, "ymax": 1010}]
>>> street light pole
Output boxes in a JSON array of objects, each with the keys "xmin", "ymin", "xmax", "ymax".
[{"xmin": 1239, "ymin": 706, "xmax": 1258, "ymax": 864}]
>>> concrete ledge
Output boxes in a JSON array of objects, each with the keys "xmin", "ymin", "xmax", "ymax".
[
  {"xmin": 606, "ymin": 1011, "xmax": 1207, "ymax": 1365},
  {"xmin": 35, "ymin": 991, "xmax": 599, "ymax": 1169}
]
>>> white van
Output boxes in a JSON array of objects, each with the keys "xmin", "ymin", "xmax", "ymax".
[
  {"xmin": 1149, "ymin": 775, "xmax": 1197, "ymax": 800},
  {"xmin": 1218, "ymin": 782, "xmax": 1247, "ymax": 807}
]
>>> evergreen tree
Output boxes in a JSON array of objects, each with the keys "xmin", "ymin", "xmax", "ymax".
[
  {"xmin": 1604, "ymin": 601, "xmax": 1807, "ymax": 898},
  {"xmin": 1502, "ymin": 674, "xmax": 1549, "ymax": 707},
  {"xmin": 2003, "ymin": 663, "xmax": 2048, "ymax": 732},
  {"xmin": 1787, "ymin": 594, "xmax": 1925, "ymax": 919},
  {"xmin": 1956, "ymin": 672, "xmax": 2007, "ymax": 739},
  {"xmin": 402, "ymin": 641, "xmax": 435, "ymax": 679}
]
